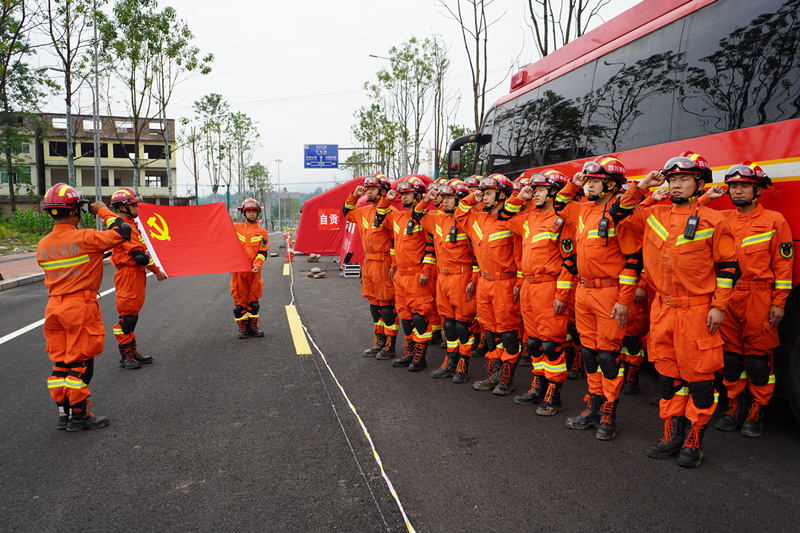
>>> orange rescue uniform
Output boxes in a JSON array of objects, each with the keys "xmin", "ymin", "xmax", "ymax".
[
  {"xmin": 38, "ymin": 207, "xmax": 128, "ymax": 405},
  {"xmin": 230, "ymin": 222, "xmax": 270, "ymax": 320}
]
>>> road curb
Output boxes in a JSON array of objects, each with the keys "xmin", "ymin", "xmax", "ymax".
[{"xmin": 0, "ymin": 273, "xmax": 45, "ymax": 291}]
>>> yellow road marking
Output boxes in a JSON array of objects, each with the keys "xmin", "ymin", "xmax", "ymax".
[
  {"xmin": 283, "ymin": 263, "xmax": 290, "ymax": 276},
  {"xmin": 285, "ymin": 305, "xmax": 311, "ymax": 355}
]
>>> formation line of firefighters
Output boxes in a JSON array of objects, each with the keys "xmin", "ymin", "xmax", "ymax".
[
  {"xmin": 343, "ymin": 151, "xmax": 793, "ymax": 468},
  {"xmin": 36, "ymin": 185, "xmax": 269, "ymax": 432}
]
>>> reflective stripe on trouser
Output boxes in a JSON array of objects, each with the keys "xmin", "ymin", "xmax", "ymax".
[
  {"xmin": 620, "ymin": 344, "xmax": 644, "ymax": 366},
  {"xmin": 660, "ymin": 383, "xmax": 719, "ymax": 426},
  {"xmin": 723, "ymin": 371, "xmax": 776, "ymax": 406},
  {"xmin": 586, "ymin": 367, "xmax": 624, "ymax": 402},
  {"xmin": 48, "ymin": 363, "xmax": 91, "ymax": 405}
]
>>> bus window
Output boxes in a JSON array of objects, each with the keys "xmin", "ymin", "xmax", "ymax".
[
  {"xmin": 585, "ymin": 20, "xmax": 684, "ymax": 155},
  {"xmin": 674, "ymin": 0, "xmax": 800, "ymax": 141}
]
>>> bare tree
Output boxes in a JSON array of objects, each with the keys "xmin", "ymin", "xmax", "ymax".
[
  {"xmin": 439, "ymin": 0, "xmax": 507, "ymax": 132},
  {"xmin": 526, "ymin": 0, "xmax": 611, "ymax": 58}
]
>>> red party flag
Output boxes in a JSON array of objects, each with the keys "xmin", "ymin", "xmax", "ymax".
[{"xmin": 136, "ymin": 202, "xmax": 252, "ymax": 277}]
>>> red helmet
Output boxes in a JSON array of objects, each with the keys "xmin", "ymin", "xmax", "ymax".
[
  {"xmin": 582, "ymin": 156, "xmax": 627, "ymax": 187},
  {"xmin": 724, "ymin": 162, "xmax": 771, "ymax": 188},
  {"xmin": 538, "ymin": 169, "xmax": 569, "ymax": 190},
  {"xmin": 662, "ymin": 151, "xmax": 712, "ymax": 182},
  {"xmin": 110, "ymin": 187, "xmax": 141, "ymax": 209},
  {"xmin": 396, "ymin": 176, "xmax": 426, "ymax": 195},
  {"xmin": 43, "ymin": 183, "xmax": 86, "ymax": 215},
  {"xmin": 515, "ymin": 176, "xmax": 531, "ymax": 188},
  {"xmin": 480, "ymin": 174, "xmax": 514, "ymax": 195},
  {"xmin": 464, "ymin": 174, "xmax": 482, "ymax": 188},
  {"xmin": 363, "ymin": 174, "xmax": 392, "ymax": 191},
  {"xmin": 438, "ymin": 179, "xmax": 469, "ymax": 199},
  {"xmin": 511, "ymin": 180, "xmax": 523, "ymax": 191},
  {"xmin": 239, "ymin": 197, "xmax": 261, "ymax": 213}
]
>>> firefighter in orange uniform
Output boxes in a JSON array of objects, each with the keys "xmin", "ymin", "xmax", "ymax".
[
  {"xmin": 504, "ymin": 170, "xmax": 576, "ymax": 415},
  {"xmin": 462, "ymin": 174, "xmax": 488, "ymax": 357},
  {"xmin": 343, "ymin": 174, "xmax": 398, "ymax": 359},
  {"xmin": 618, "ymin": 151, "xmax": 738, "ymax": 468},
  {"xmin": 704, "ymin": 164, "xmax": 793, "ymax": 437},
  {"xmin": 109, "ymin": 188, "xmax": 167, "ymax": 369},
  {"xmin": 554, "ymin": 156, "xmax": 640, "ymax": 441},
  {"xmin": 37, "ymin": 184, "xmax": 132, "ymax": 431},
  {"xmin": 231, "ymin": 198, "xmax": 270, "ymax": 339},
  {"xmin": 414, "ymin": 179, "xmax": 479, "ymax": 382},
  {"xmin": 455, "ymin": 174, "xmax": 523, "ymax": 395},
  {"xmin": 380, "ymin": 177, "xmax": 438, "ymax": 371}
]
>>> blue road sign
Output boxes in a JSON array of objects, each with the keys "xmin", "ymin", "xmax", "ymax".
[{"xmin": 304, "ymin": 144, "xmax": 338, "ymax": 169}]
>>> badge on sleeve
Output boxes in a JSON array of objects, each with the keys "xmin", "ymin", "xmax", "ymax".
[
  {"xmin": 561, "ymin": 238, "xmax": 575, "ymax": 254},
  {"xmin": 261, "ymin": 237, "xmax": 268, "ymax": 247},
  {"xmin": 780, "ymin": 242, "xmax": 794, "ymax": 259}
]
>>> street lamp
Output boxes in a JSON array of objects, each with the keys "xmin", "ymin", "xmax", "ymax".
[{"xmin": 267, "ymin": 159, "xmax": 282, "ymax": 230}]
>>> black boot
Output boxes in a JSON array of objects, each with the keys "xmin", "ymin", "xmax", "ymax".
[
  {"xmin": 566, "ymin": 394, "xmax": 605, "ymax": 430},
  {"xmin": 130, "ymin": 340, "xmax": 153, "ymax": 365},
  {"xmin": 408, "ymin": 342, "xmax": 429, "ymax": 372},
  {"xmin": 66, "ymin": 399, "xmax": 109, "ymax": 432},
  {"xmin": 431, "ymin": 329, "xmax": 443, "ymax": 348},
  {"xmin": 452, "ymin": 355, "xmax": 470, "ymax": 384},
  {"xmin": 432, "ymin": 351, "xmax": 459, "ymax": 378},
  {"xmin": 518, "ymin": 343, "xmax": 532, "ymax": 366},
  {"xmin": 376, "ymin": 335, "xmax": 396, "ymax": 360},
  {"xmin": 493, "ymin": 361, "xmax": 517, "ymax": 395},
  {"xmin": 514, "ymin": 374, "xmax": 547, "ymax": 405},
  {"xmin": 567, "ymin": 346, "xmax": 584, "ymax": 380},
  {"xmin": 472, "ymin": 359, "xmax": 502, "ymax": 391},
  {"xmin": 237, "ymin": 319, "xmax": 248, "ymax": 340},
  {"xmin": 596, "ymin": 399, "xmax": 619, "ymax": 441},
  {"xmin": 714, "ymin": 394, "xmax": 746, "ymax": 431},
  {"xmin": 646, "ymin": 416, "xmax": 687, "ymax": 459},
  {"xmin": 472, "ymin": 333, "xmax": 487, "ymax": 358},
  {"xmin": 741, "ymin": 401, "xmax": 766, "ymax": 438},
  {"xmin": 57, "ymin": 401, "xmax": 69, "ymax": 431},
  {"xmin": 392, "ymin": 338, "xmax": 416, "ymax": 367},
  {"xmin": 248, "ymin": 317, "xmax": 265, "ymax": 338},
  {"xmin": 677, "ymin": 423, "xmax": 708, "ymax": 468},
  {"xmin": 536, "ymin": 380, "xmax": 563, "ymax": 416},
  {"xmin": 622, "ymin": 362, "xmax": 640, "ymax": 395},
  {"xmin": 118, "ymin": 342, "xmax": 141, "ymax": 369},
  {"xmin": 364, "ymin": 333, "xmax": 387, "ymax": 357}
]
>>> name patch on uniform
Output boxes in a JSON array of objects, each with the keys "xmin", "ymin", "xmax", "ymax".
[{"xmin": 780, "ymin": 242, "xmax": 794, "ymax": 259}]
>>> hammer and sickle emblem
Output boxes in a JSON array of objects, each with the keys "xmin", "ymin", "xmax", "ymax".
[{"xmin": 147, "ymin": 212, "xmax": 171, "ymax": 241}]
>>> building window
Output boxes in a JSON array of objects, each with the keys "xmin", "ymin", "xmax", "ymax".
[
  {"xmin": 52, "ymin": 117, "xmax": 67, "ymax": 129},
  {"xmin": 1, "ymin": 166, "xmax": 32, "ymax": 184},
  {"xmin": 145, "ymin": 175, "xmax": 162, "ymax": 187},
  {"xmin": 143, "ymin": 144, "xmax": 165, "ymax": 160},
  {"xmin": 83, "ymin": 119, "xmax": 100, "ymax": 131},
  {"xmin": 80, "ymin": 142, "xmax": 108, "ymax": 158},
  {"xmin": 113, "ymin": 143, "xmax": 137, "ymax": 159},
  {"xmin": 115, "ymin": 121, "xmax": 133, "ymax": 132},
  {"xmin": 49, "ymin": 141, "xmax": 75, "ymax": 157}
]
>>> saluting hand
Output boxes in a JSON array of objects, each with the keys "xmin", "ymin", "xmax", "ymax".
[
  {"xmin": 650, "ymin": 188, "xmax": 669, "ymax": 202},
  {"xmin": 354, "ymin": 185, "xmax": 366, "ymax": 197},
  {"xmin": 638, "ymin": 170, "xmax": 666, "ymax": 189},
  {"xmin": 473, "ymin": 190, "xmax": 484, "ymax": 203},
  {"xmin": 385, "ymin": 190, "xmax": 398, "ymax": 202},
  {"xmin": 518, "ymin": 185, "xmax": 534, "ymax": 201},
  {"xmin": 424, "ymin": 189, "xmax": 438, "ymax": 203},
  {"xmin": 571, "ymin": 172, "xmax": 588, "ymax": 188},
  {"xmin": 705, "ymin": 185, "xmax": 727, "ymax": 201}
]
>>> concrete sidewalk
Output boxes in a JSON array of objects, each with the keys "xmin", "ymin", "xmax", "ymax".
[{"xmin": 0, "ymin": 252, "xmax": 44, "ymax": 291}]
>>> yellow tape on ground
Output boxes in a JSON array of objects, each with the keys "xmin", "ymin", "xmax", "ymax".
[
  {"xmin": 285, "ymin": 305, "xmax": 312, "ymax": 355},
  {"xmin": 283, "ymin": 263, "xmax": 290, "ymax": 276}
]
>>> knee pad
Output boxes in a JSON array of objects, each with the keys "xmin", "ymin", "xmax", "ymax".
[
  {"xmin": 455, "ymin": 320, "xmax": 472, "ymax": 344},
  {"xmin": 659, "ymin": 375, "xmax": 684, "ymax": 400},
  {"xmin": 412, "ymin": 313, "xmax": 428, "ymax": 335},
  {"xmin": 442, "ymin": 318, "xmax": 457, "ymax": 341},
  {"xmin": 568, "ymin": 323, "xmax": 581, "ymax": 347},
  {"xmin": 527, "ymin": 337, "xmax": 542, "ymax": 356},
  {"xmin": 598, "ymin": 350, "xmax": 621, "ymax": 380},
  {"xmin": 369, "ymin": 304, "xmax": 381, "ymax": 323},
  {"xmin": 233, "ymin": 305, "xmax": 246, "ymax": 319},
  {"xmin": 485, "ymin": 331, "xmax": 497, "ymax": 352},
  {"xmin": 746, "ymin": 355, "xmax": 771, "ymax": 387},
  {"xmin": 541, "ymin": 341, "xmax": 562, "ymax": 362},
  {"xmin": 688, "ymin": 380, "xmax": 716, "ymax": 409},
  {"xmin": 248, "ymin": 301, "xmax": 260, "ymax": 315},
  {"xmin": 401, "ymin": 319, "xmax": 414, "ymax": 337},
  {"xmin": 119, "ymin": 314, "xmax": 139, "ymax": 334},
  {"xmin": 500, "ymin": 331, "xmax": 519, "ymax": 355},
  {"xmin": 722, "ymin": 352, "xmax": 745, "ymax": 382},
  {"xmin": 380, "ymin": 305, "xmax": 396, "ymax": 326},
  {"xmin": 622, "ymin": 335, "xmax": 642, "ymax": 355},
  {"xmin": 582, "ymin": 347, "xmax": 599, "ymax": 374}
]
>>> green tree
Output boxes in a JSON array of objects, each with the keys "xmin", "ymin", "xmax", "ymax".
[
  {"xmin": 0, "ymin": 1, "xmax": 53, "ymax": 212},
  {"xmin": 350, "ymin": 102, "xmax": 397, "ymax": 177},
  {"xmin": 193, "ymin": 92, "xmax": 228, "ymax": 203}
]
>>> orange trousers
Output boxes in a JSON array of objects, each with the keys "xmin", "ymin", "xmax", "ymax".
[
  {"xmin": 44, "ymin": 291, "xmax": 104, "ymax": 405},
  {"xmin": 230, "ymin": 271, "xmax": 264, "ymax": 307},
  {"xmin": 436, "ymin": 269, "xmax": 477, "ymax": 323},
  {"xmin": 521, "ymin": 280, "xmax": 568, "ymax": 382},
  {"xmin": 576, "ymin": 285, "xmax": 626, "ymax": 401},
  {"xmin": 114, "ymin": 266, "xmax": 147, "ymax": 345},
  {"xmin": 394, "ymin": 266, "xmax": 438, "ymax": 343},
  {"xmin": 362, "ymin": 255, "xmax": 394, "ymax": 306}
]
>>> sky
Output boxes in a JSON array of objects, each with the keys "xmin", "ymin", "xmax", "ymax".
[{"xmin": 50, "ymin": 0, "xmax": 638, "ymax": 196}]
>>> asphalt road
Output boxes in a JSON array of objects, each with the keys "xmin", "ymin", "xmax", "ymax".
[{"xmin": 2, "ymin": 235, "xmax": 799, "ymax": 532}]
